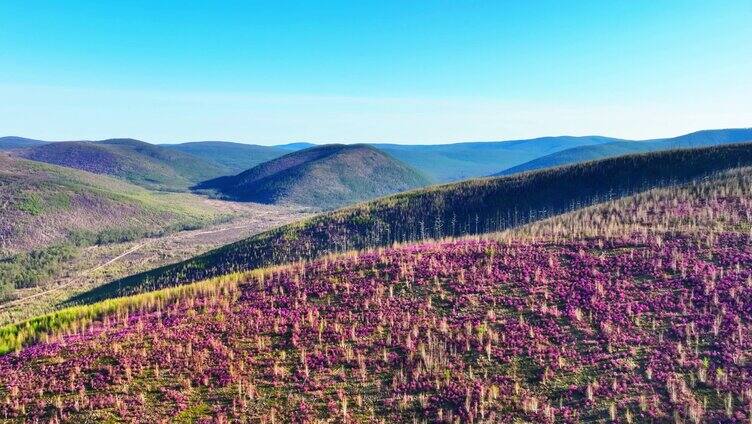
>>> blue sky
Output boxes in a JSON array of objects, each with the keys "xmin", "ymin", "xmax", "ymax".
[{"xmin": 1, "ymin": 1, "xmax": 750, "ymax": 144}]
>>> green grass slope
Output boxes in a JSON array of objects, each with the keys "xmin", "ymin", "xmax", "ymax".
[
  {"xmin": 16, "ymin": 138, "xmax": 227, "ymax": 191},
  {"xmin": 0, "ymin": 155, "xmax": 230, "ymax": 298},
  {"xmin": 163, "ymin": 141, "xmax": 288, "ymax": 174},
  {"xmin": 197, "ymin": 144, "xmax": 431, "ymax": 209},
  {"xmin": 72, "ymin": 142, "xmax": 752, "ymax": 304},
  {"xmin": 497, "ymin": 127, "xmax": 752, "ymax": 176}
]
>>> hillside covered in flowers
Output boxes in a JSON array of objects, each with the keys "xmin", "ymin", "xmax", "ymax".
[
  {"xmin": 74, "ymin": 142, "xmax": 752, "ymax": 305},
  {"xmin": 1, "ymin": 167, "xmax": 752, "ymax": 422}
]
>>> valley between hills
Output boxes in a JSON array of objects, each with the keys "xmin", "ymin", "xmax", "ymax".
[{"xmin": 0, "ymin": 200, "xmax": 310, "ymax": 326}]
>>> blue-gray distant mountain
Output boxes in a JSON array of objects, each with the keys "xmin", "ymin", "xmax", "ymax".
[
  {"xmin": 275, "ymin": 142, "xmax": 317, "ymax": 151},
  {"xmin": 8, "ymin": 128, "xmax": 751, "ymax": 187},
  {"xmin": 0, "ymin": 136, "xmax": 48, "ymax": 150},
  {"xmin": 163, "ymin": 141, "xmax": 288, "ymax": 174},
  {"xmin": 496, "ymin": 128, "xmax": 752, "ymax": 176},
  {"xmin": 373, "ymin": 136, "xmax": 625, "ymax": 182},
  {"xmin": 197, "ymin": 144, "xmax": 430, "ymax": 209}
]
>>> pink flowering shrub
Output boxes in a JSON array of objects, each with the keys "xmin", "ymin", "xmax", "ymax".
[{"xmin": 1, "ymin": 172, "xmax": 752, "ymax": 422}]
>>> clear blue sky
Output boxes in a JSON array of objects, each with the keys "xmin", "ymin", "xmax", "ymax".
[{"xmin": 1, "ymin": 0, "xmax": 750, "ymax": 144}]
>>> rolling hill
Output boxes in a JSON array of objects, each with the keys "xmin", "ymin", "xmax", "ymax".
[
  {"xmin": 14, "ymin": 138, "xmax": 227, "ymax": 191},
  {"xmin": 2, "ymin": 163, "xmax": 751, "ymax": 422},
  {"xmin": 197, "ymin": 144, "xmax": 431, "ymax": 209},
  {"xmin": 163, "ymin": 141, "xmax": 289, "ymax": 174},
  {"xmin": 73, "ymin": 142, "xmax": 752, "ymax": 304},
  {"xmin": 0, "ymin": 155, "xmax": 236, "ymax": 299},
  {"xmin": 496, "ymin": 127, "xmax": 752, "ymax": 176},
  {"xmin": 0, "ymin": 136, "xmax": 48, "ymax": 150}
]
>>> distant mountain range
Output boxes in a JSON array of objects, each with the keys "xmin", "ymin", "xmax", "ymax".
[
  {"xmin": 9, "ymin": 138, "xmax": 227, "ymax": 191},
  {"xmin": 4, "ymin": 127, "xmax": 751, "ymax": 194},
  {"xmin": 373, "ymin": 136, "xmax": 625, "ymax": 182},
  {"xmin": 275, "ymin": 142, "xmax": 317, "ymax": 151},
  {"xmin": 155, "ymin": 128, "xmax": 752, "ymax": 183},
  {"xmin": 170, "ymin": 137, "xmax": 595, "ymax": 183},
  {"xmin": 495, "ymin": 128, "xmax": 752, "ymax": 176},
  {"xmin": 197, "ymin": 144, "xmax": 430, "ymax": 209},
  {"xmin": 163, "ymin": 141, "xmax": 289, "ymax": 174}
]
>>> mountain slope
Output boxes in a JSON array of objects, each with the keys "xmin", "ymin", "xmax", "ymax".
[
  {"xmin": 15, "ymin": 139, "xmax": 227, "ymax": 190},
  {"xmin": 163, "ymin": 141, "xmax": 288, "ymax": 174},
  {"xmin": 74, "ymin": 142, "xmax": 752, "ymax": 303},
  {"xmin": 0, "ymin": 155, "xmax": 235, "ymax": 299},
  {"xmin": 198, "ymin": 144, "xmax": 431, "ymax": 209},
  {"xmin": 497, "ymin": 127, "xmax": 752, "ymax": 176},
  {"xmin": 375, "ymin": 136, "xmax": 623, "ymax": 182},
  {"xmin": 3, "ymin": 166, "xmax": 752, "ymax": 422},
  {"xmin": 0, "ymin": 136, "xmax": 48, "ymax": 150}
]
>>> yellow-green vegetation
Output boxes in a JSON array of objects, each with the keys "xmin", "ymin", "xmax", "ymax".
[
  {"xmin": 16, "ymin": 193, "xmax": 44, "ymax": 215},
  {"xmin": 0, "ymin": 269, "xmax": 256, "ymax": 355}
]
